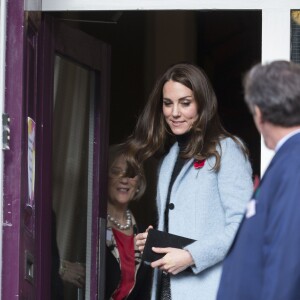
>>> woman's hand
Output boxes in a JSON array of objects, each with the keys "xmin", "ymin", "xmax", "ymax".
[
  {"xmin": 59, "ymin": 260, "xmax": 86, "ymax": 288},
  {"xmin": 135, "ymin": 225, "xmax": 153, "ymax": 252},
  {"xmin": 150, "ymin": 247, "xmax": 194, "ymax": 275}
]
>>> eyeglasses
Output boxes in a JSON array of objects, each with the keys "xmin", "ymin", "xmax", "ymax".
[{"xmin": 109, "ymin": 167, "xmax": 138, "ymax": 180}]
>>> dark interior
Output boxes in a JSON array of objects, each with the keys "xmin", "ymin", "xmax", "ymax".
[{"xmin": 51, "ymin": 10, "xmax": 262, "ymax": 226}]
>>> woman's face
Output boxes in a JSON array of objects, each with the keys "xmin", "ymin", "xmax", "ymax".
[
  {"xmin": 108, "ymin": 156, "xmax": 139, "ymax": 207},
  {"xmin": 162, "ymin": 80, "xmax": 199, "ymax": 135}
]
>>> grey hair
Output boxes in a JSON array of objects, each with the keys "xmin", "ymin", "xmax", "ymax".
[{"xmin": 243, "ymin": 60, "xmax": 300, "ymax": 127}]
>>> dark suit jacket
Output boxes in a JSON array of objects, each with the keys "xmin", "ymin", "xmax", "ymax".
[{"xmin": 217, "ymin": 132, "xmax": 300, "ymax": 300}]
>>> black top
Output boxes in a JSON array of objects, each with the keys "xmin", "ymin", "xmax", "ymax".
[
  {"xmin": 163, "ymin": 132, "xmax": 190, "ymax": 232},
  {"xmin": 158, "ymin": 133, "xmax": 191, "ymax": 300}
]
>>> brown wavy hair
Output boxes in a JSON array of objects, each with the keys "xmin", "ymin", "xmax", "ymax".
[{"xmin": 125, "ymin": 63, "xmax": 248, "ymax": 171}]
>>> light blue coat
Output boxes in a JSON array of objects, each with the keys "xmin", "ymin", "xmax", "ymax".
[{"xmin": 151, "ymin": 137, "xmax": 253, "ymax": 300}]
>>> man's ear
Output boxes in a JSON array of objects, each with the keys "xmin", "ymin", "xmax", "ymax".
[
  {"xmin": 252, "ymin": 105, "xmax": 264, "ymax": 134},
  {"xmin": 254, "ymin": 105, "xmax": 264, "ymax": 124}
]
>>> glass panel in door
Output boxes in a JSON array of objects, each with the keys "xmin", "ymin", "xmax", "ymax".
[{"xmin": 52, "ymin": 55, "xmax": 97, "ymax": 300}]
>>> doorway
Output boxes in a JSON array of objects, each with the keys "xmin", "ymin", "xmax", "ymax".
[
  {"xmin": 48, "ymin": 9, "xmax": 261, "ymax": 299},
  {"xmin": 51, "ymin": 9, "xmax": 261, "ymax": 223}
]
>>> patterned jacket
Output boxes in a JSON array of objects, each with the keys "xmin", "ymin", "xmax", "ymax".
[{"xmin": 106, "ymin": 213, "xmax": 152, "ymax": 300}]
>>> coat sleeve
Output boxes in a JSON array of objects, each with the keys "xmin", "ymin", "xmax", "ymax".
[
  {"xmin": 185, "ymin": 138, "xmax": 253, "ymax": 274},
  {"xmin": 261, "ymin": 160, "xmax": 300, "ymax": 300}
]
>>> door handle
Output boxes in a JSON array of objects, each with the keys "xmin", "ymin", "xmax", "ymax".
[{"xmin": 25, "ymin": 250, "xmax": 34, "ymax": 284}]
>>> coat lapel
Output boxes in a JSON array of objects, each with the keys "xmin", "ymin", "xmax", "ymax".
[
  {"xmin": 158, "ymin": 144, "xmax": 179, "ymax": 212},
  {"xmin": 158, "ymin": 143, "xmax": 194, "ymax": 208},
  {"xmin": 171, "ymin": 158, "xmax": 194, "ymax": 202}
]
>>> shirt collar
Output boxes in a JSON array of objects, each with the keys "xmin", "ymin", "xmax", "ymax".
[{"xmin": 275, "ymin": 128, "xmax": 300, "ymax": 152}]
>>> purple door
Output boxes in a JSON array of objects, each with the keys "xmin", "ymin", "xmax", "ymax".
[
  {"xmin": 2, "ymin": 12, "xmax": 110, "ymax": 300},
  {"xmin": 2, "ymin": 6, "xmax": 40, "ymax": 299},
  {"xmin": 37, "ymin": 15, "xmax": 111, "ymax": 300}
]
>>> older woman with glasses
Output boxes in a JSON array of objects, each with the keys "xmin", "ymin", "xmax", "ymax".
[{"xmin": 105, "ymin": 144, "xmax": 152, "ymax": 300}]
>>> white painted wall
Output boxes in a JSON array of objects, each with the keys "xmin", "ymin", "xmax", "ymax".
[
  {"xmin": 23, "ymin": 1, "xmax": 296, "ymax": 171},
  {"xmin": 0, "ymin": 0, "xmax": 7, "ymax": 297},
  {"xmin": 260, "ymin": 8, "xmax": 291, "ymax": 174},
  {"xmin": 25, "ymin": 0, "xmax": 299, "ymax": 11}
]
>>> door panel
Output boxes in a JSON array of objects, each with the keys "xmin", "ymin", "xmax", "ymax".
[{"xmin": 37, "ymin": 15, "xmax": 110, "ymax": 300}]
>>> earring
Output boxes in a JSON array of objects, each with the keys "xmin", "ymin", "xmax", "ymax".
[{"xmin": 136, "ymin": 189, "xmax": 140, "ymax": 193}]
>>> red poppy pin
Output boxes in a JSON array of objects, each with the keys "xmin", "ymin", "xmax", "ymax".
[{"xmin": 194, "ymin": 159, "xmax": 206, "ymax": 169}]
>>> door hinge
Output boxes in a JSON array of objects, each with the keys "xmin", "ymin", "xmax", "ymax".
[{"xmin": 2, "ymin": 113, "xmax": 10, "ymax": 150}]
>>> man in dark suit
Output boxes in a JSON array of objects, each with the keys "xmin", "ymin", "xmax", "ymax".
[{"xmin": 217, "ymin": 60, "xmax": 300, "ymax": 300}]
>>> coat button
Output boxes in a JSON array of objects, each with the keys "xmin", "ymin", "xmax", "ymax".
[{"xmin": 168, "ymin": 203, "xmax": 175, "ymax": 210}]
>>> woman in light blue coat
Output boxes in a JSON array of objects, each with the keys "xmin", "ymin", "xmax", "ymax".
[{"xmin": 125, "ymin": 63, "xmax": 253, "ymax": 300}]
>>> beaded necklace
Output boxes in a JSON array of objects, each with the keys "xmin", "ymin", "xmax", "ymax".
[{"xmin": 107, "ymin": 209, "xmax": 132, "ymax": 230}]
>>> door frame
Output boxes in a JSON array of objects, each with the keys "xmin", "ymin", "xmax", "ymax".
[
  {"xmin": 24, "ymin": 0, "xmax": 295, "ymax": 174},
  {"xmin": 1, "ymin": 0, "xmax": 296, "ymax": 298},
  {"xmin": 2, "ymin": 1, "xmax": 26, "ymax": 299},
  {"xmin": 0, "ymin": 0, "xmax": 7, "ymax": 294}
]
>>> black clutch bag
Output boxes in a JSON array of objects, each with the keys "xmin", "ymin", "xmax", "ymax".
[{"xmin": 142, "ymin": 229, "xmax": 195, "ymax": 264}]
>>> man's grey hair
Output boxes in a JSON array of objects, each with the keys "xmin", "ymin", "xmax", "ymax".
[{"xmin": 243, "ymin": 60, "xmax": 300, "ymax": 127}]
